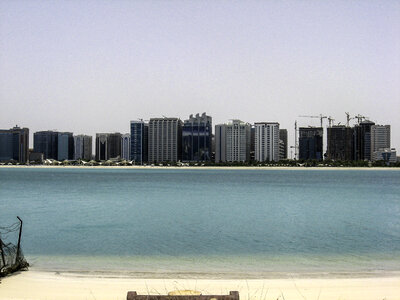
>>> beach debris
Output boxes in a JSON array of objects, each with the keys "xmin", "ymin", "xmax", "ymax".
[
  {"xmin": 127, "ymin": 290, "xmax": 239, "ymax": 300},
  {"xmin": 0, "ymin": 217, "xmax": 29, "ymax": 277}
]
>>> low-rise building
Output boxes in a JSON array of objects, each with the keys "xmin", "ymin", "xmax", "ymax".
[{"xmin": 372, "ymin": 148, "xmax": 397, "ymax": 163}]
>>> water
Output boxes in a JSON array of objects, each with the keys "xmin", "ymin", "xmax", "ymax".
[{"xmin": 1, "ymin": 167, "xmax": 400, "ymax": 278}]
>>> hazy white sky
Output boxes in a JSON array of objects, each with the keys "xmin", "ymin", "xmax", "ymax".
[{"xmin": 1, "ymin": 0, "xmax": 399, "ymax": 152}]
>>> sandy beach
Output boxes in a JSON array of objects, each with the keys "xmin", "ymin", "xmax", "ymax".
[
  {"xmin": 1, "ymin": 165, "xmax": 399, "ymax": 171},
  {"xmin": 0, "ymin": 271, "xmax": 399, "ymax": 300}
]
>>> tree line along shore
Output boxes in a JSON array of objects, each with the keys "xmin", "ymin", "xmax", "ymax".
[{"xmin": 1, "ymin": 159, "xmax": 400, "ymax": 168}]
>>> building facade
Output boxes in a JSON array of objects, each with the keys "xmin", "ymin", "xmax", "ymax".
[
  {"xmin": 279, "ymin": 129, "xmax": 288, "ymax": 160},
  {"xmin": 74, "ymin": 135, "xmax": 92, "ymax": 160},
  {"xmin": 57, "ymin": 132, "xmax": 74, "ymax": 161},
  {"xmin": 327, "ymin": 126, "xmax": 353, "ymax": 161},
  {"xmin": 130, "ymin": 121, "xmax": 148, "ymax": 164},
  {"xmin": 34, "ymin": 131, "xmax": 59, "ymax": 160},
  {"xmin": 250, "ymin": 126, "xmax": 255, "ymax": 161},
  {"xmin": 121, "ymin": 133, "xmax": 131, "ymax": 160},
  {"xmin": 148, "ymin": 118, "xmax": 182, "ymax": 163},
  {"xmin": 215, "ymin": 120, "xmax": 251, "ymax": 163},
  {"xmin": 254, "ymin": 122, "xmax": 280, "ymax": 162},
  {"xmin": 371, "ymin": 125, "xmax": 390, "ymax": 155},
  {"xmin": 353, "ymin": 121, "xmax": 375, "ymax": 161},
  {"xmin": 95, "ymin": 133, "xmax": 122, "ymax": 161},
  {"xmin": 182, "ymin": 113, "xmax": 212, "ymax": 161},
  {"xmin": 372, "ymin": 148, "xmax": 397, "ymax": 163},
  {"xmin": 0, "ymin": 126, "xmax": 29, "ymax": 163},
  {"xmin": 298, "ymin": 127, "xmax": 323, "ymax": 160}
]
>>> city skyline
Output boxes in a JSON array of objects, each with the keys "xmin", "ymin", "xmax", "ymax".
[{"xmin": 1, "ymin": 1, "xmax": 399, "ymax": 150}]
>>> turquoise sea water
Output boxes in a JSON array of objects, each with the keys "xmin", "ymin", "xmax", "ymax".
[{"xmin": 1, "ymin": 167, "xmax": 400, "ymax": 278}]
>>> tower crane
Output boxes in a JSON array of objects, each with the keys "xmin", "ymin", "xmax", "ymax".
[
  {"xmin": 298, "ymin": 114, "xmax": 327, "ymax": 127},
  {"xmin": 345, "ymin": 112, "xmax": 355, "ymax": 127},
  {"xmin": 354, "ymin": 114, "xmax": 369, "ymax": 124},
  {"xmin": 327, "ymin": 116, "xmax": 335, "ymax": 127}
]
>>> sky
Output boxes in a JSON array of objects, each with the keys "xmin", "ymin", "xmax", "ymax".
[{"xmin": 0, "ymin": 0, "xmax": 399, "ymax": 154}]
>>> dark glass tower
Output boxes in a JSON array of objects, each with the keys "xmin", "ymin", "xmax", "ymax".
[
  {"xmin": 327, "ymin": 126, "xmax": 353, "ymax": 160},
  {"xmin": 0, "ymin": 126, "xmax": 29, "ymax": 163},
  {"xmin": 279, "ymin": 129, "xmax": 288, "ymax": 160},
  {"xmin": 130, "ymin": 121, "xmax": 148, "ymax": 164},
  {"xmin": 353, "ymin": 120, "xmax": 375, "ymax": 161},
  {"xmin": 182, "ymin": 113, "xmax": 212, "ymax": 162},
  {"xmin": 95, "ymin": 133, "xmax": 122, "ymax": 161},
  {"xmin": 57, "ymin": 132, "xmax": 74, "ymax": 161},
  {"xmin": 299, "ymin": 127, "xmax": 323, "ymax": 160},
  {"xmin": 34, "ymin": 131, "xmax": 59, "ymax": 160}
]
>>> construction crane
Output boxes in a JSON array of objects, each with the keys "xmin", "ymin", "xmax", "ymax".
[
  {"xmin": 354, "ymin": 114, "xmax": 369, "ymax": 124},
  {"xmin": 298, "ymin": 114, "xmax": 327, "ymax": 127},
  {"xmin": 327, "ymin": 116, "xmax": 335, "ymax": 127},
  {"xmin": 345, "ymin": 112, "xmax": 355, "ymax": 127}
]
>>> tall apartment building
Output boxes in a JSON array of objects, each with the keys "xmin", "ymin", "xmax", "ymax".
[
  {"xmin": 215, "ymin": 120, "xmax": 251, "ymax": 163},
  {"xmin": 34, "ymin": 131, "xmax": 59, "ymax": 160},
  {"xmin": 254, "ymin": 122, "xmax": 280, "ymax": 162},
  {"xmin": 0, "ymin": 126, "xmax": 29, "ymax": 163},
  {"xmin": 74, "ymin": 135, "xmax": 92, "ymax": 160},
  {"xmin": 121, "ymin": 133, "xmax": 131, "ymax": 160},
  {"xmin": 182, "ymin": 113, "xmax": 212, "ymax": 161},
  {"xmin": 279, "ymin": 129, "xmax": 288, "ymax": 160},
  {"xmin": 327, "ymin": 126, "xmax": 353, "ymax": 161},
  {"xmin": 148, "ymin": 118, "xmax": 182, "ymax": 163},
  {"xmin": 299, "ymin": 127, "xmax": 323, "ymax": 160},
  {"xmin": 371, "ymin": 125, "xmax": 390, "ymax": 156},
  {"xmin": 130, "ymin": 120, "xmax": 148, "ymax": 164},
  {"xmin": 250, "ymin": 126, "xmax": 255, "ymax": 161},
  {"xmin": 95, "ymin": 133, "xmax": 122, "ymax": 160},
  {"xmin": 353, "ymin": 120, "xmax": 375, "ymax": 161},
  {"xmin": 57, "ymin": 132, "xmax": 74, "ymax": 161}
]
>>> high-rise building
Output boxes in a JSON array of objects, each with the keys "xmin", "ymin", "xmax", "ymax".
[
  {"xmin": 95, "ymin": 133, "xmax": 122, "ymax": 161},
  {"xmin": 34, "ymin": 131, "xmax": 59, "ymax": 160},
  {"xmin": 215, "ymin": 120, "xmax": 251, "ymax": 163},
  {"xmin": 57, "ymin": 132, "xmax": 74, "ymax": 161},
  {"xmin": 182, "ymin": 113, "xmax": 212, "ymax": 161},
  {"xmin": 327, "ymin": 126, "xmax": 353, "ymax": 161},
  {"xmin": 353, "ymin": 121, "xmax": 375, "ymax": 161},
  {"xmin": 148, "ymin": 118, "xmax": 182, "ymax": 163},
  {"xmin": 254, "ymin": 122, "xmax": 280, "ymax": 162},
  {"xmin": 371, "ymin": 125, "xmax": 390, "ymax": 157},
  {"xmin": 74, "ymin": 135, "xmax": 92, "ymax": 160},
  {"xmin": 299, "ymin": 127, "xmax": 323, "ymax": 160},
  {"xmin": 0, "ymin": 131, "xmax": 13, "ymax": 162},
  {"xmin": 130, "ymin": 121, "xmax": 148, "ymax": 164},
  {"xmin": 250, "ymin": 126, "xmax": 255, "ymax": 161},
  {"xmin": 279, "ymin": 129, "xmax": 288, "ymax": 160},
  {"xmin": 121, "ymin": 133, "xmax": 131, "ymax": 160},
  {"xmin": 0, "ymin": 126, "xmax": 29, "ymax": 163}
]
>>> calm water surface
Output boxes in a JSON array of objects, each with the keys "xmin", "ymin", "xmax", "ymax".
[{"xmin": 0, "ymin": 167, "xmax": 399, "ymax": 278}]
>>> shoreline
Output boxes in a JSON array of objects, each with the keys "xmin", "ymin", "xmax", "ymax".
[
  {"xmin": 1, "ymin": 270, "xmax": 400, "ymax": 300},
  {"xmin": 1, "ymin": 165, "xmax": 400, "ymax": 171}
]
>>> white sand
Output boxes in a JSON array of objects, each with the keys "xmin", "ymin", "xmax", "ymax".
[
  {"xmin": 1, "ymin": 165, "xmax": 399, "ymax": 171},
  {"xmin": 1, "ymin": 271, "xmax": 400, "ymax": 300}
]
